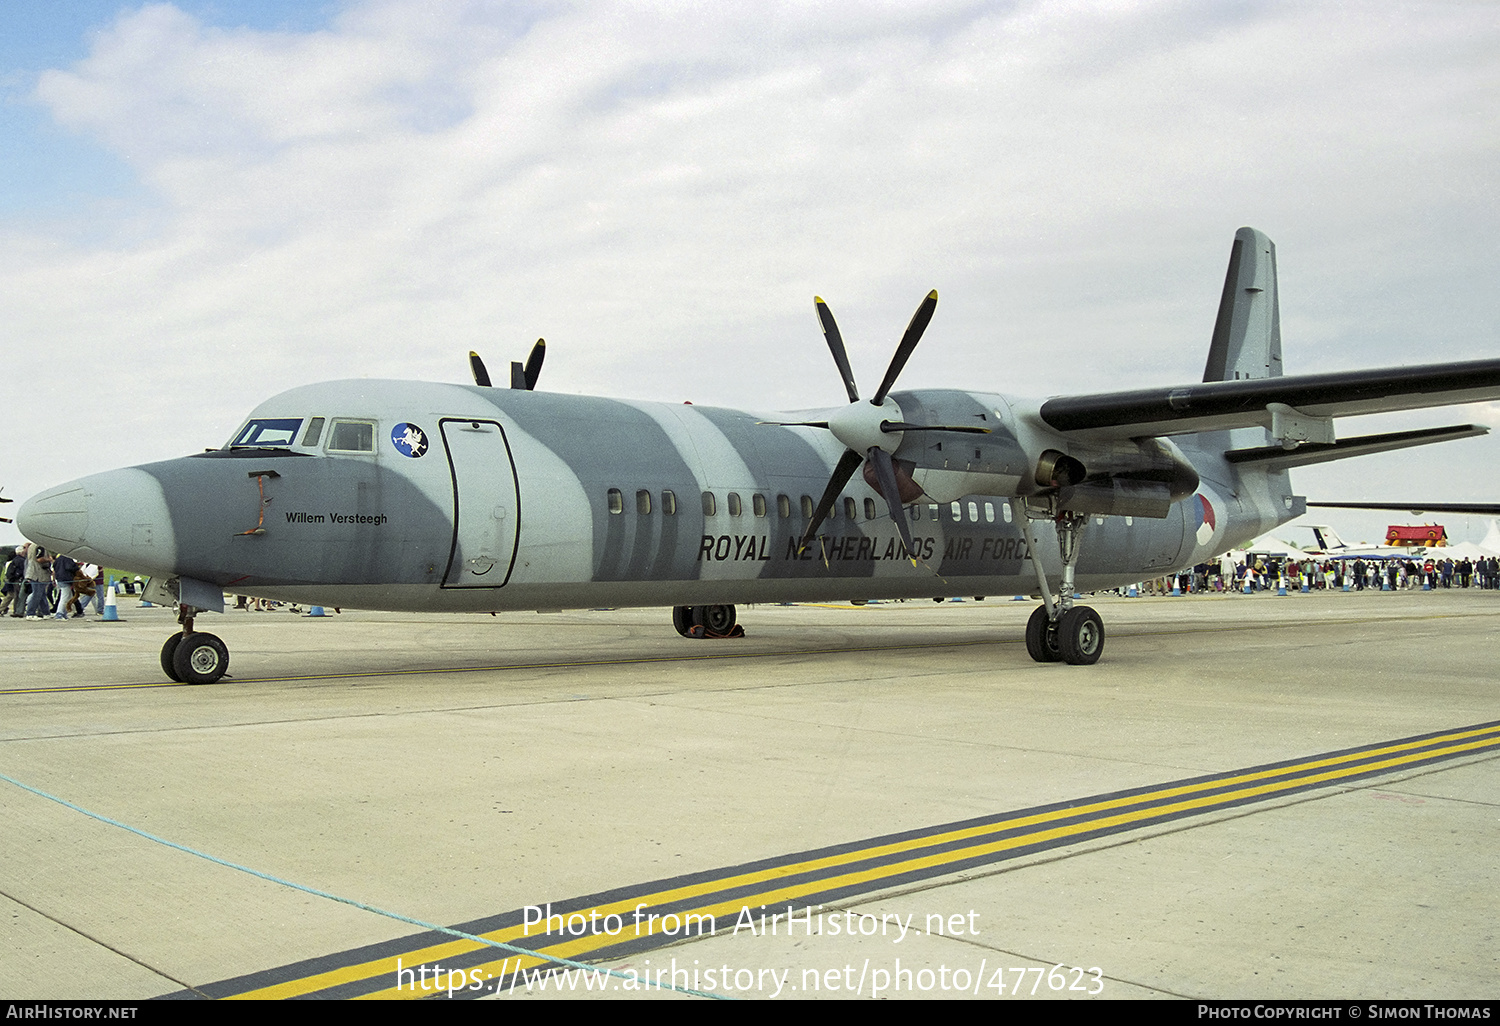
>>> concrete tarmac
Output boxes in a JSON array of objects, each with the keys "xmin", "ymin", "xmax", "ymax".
[{"xmin": 0, "ymin": 590, "xmax": 1496, "ymax": 1000}]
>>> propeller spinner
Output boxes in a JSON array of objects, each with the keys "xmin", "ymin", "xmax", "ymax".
[{"xmin": 769, "ymin": 291, "xmax": 989, "ymax": 559}]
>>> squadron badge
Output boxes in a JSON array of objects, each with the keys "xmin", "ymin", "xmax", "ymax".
[{"xmin": 391, "ymin": 423, "xmax": 428, "ymax": 458}]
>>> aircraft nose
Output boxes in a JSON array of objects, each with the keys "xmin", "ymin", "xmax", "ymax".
[
  {"xmin": 18, "ymin": 469, "xmax": 178, "ymax": 574},
  {"xmin": 17, "ymin": 483, "xmax": 88, "ymax": 551}
]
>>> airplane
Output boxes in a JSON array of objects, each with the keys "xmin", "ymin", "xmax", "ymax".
[
  {"xmin": 1294, "ymin": 524, "xmax": 1437, "ymax": 560},
  {"xmin": 17, "ymin": 227, "xmax": 1500, "ymax": 684}
]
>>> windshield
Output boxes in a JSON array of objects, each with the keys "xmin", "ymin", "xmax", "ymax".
[{"xmin": 230, "ymin": 418, "xmax": 304, "ymax": 448}]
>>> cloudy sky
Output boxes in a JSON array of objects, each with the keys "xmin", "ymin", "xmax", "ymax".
[{"xmin": 3, "ymin": 0, "xmax": 1497, "ymax": 551}]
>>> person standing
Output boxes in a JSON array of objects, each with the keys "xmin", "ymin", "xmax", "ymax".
[
  {"xmin": 50, "ymin": 551, "xmax": 78, "ymax": 621},
  {"xmin": 0, "ymin": 546, "xmax": 25, "ymax": 617},
  {"xmin": 23, "ymin": 543, "xmax": 51, "ymax": 619}
]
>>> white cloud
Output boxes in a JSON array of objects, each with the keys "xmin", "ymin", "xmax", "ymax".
[{"xmin": 2, "ymin": 0, "xmax": 1498, "ymax": 542}]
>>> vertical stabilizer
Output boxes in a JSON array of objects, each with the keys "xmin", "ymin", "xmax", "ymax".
[
  {"xmin": 1203, "ymin": 227, "xmax": 1283, "ymax": 382},
  {"xmin": 1309, "ymin": 525, "xmax": 1347, "ymax": 551}
]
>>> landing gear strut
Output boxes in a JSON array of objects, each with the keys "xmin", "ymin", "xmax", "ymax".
[
  {"xmin": 162, "ymin": 605, "xmax": 230, "ymax": 684},
  {"xmin": 672, "ymin": 604, "xmax": 740, "ymax": 639},
  {"xmin": 1016, "ymin": 502, "xmax": 1105, "ymax": 666}
]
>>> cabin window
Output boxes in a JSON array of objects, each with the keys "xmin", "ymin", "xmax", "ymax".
[
  {"xmin": 950, "ymin": 501, "xmax": 962, "ymax": 521},
  {"xmin": 301, "ymin": 418, "xmax": 325, "ymax": 447},
  {"xmin": 702, "ymin": 491, "xmax": 716, "ymax": 517},
  {"xmin": 984, "ymin": 502, "xmax": 995, "ymax": 523},
  {"xmin": 843, "ymin": 497, "xmax": 857, "ymax": 520},
  {"xmin": 777, "ymin": 494, "xmax": 791, "ymax": 519},
  {"xmin": 636, "ymin": 489, "xmax": 652, "ymax": 515},
  {"xmin": 1125, "ymin": 516, "xmax": 1134, "ymax": 527},
  {"xmin": 728, "ymin": 492, "xmax": 743, "ymax": 517},
  {"xmin": 928, "ymin": 503, "xmax": 939, "ymax": 520},
  {"xmin": 662, "ymin": 490, "xmax": 677, "ymax": 515},
  {"xmin": 753, "ymin": 494, "xmax": 767, "ymax": 518},
  {"xmin": 864, "ymin": 498, "xmax": 877, "ymax": 520},
  {"xmin": 910, "ymin": 504, "xmax": 920, "ymax": 522},
  {"xmin": 231, "ymin": 418, "xmax": 302, "ymax": 448},
  {"xmin": 326, "ymin": 420, "xmax": 376, "ymax": 453},
  {"xmin": 801, "ymin": 495, "xmax": 815, "ymax": 519},
  {"xmin": 1002, "ymin": 502, "xmax": 1013, "ymax": 523},
  {"xmin": 607, "ymin": 488, "xmax": 624, "ymax": 514},
  {"xmin": 968, "ymin": 501, "xmax": 979, "ymax": 522}
]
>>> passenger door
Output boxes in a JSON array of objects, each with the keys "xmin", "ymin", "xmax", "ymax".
[{"xmin": 440, "ymin": 419, "xmax": 521, "ymax": 588}]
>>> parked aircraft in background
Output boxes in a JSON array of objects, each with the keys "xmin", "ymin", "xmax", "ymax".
[
  {"xmin": 18, "ymin": 228, "xmax": 1500, "ymax": 683},
  {"xmin": 1293, "ymin": 524, "xmax": 1436, "ymax": 560}
]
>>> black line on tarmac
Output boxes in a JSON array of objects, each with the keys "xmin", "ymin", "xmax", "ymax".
[
  {"xmin": 0, "ymin": 886, "xmax": 203, "ymax": 997},
  {"xmin": 171, "ymin": 719, "xmax": 1500, "ymax": 1000}
]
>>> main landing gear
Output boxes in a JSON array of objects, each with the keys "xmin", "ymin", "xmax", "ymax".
[
  {"xmin": 161, "ymin": 606, "xmax": 230, "ymax": 684},
  {"xmin": 672, "ymin": 604, "xmax": 742, "ymax": 639},
  {"xmin": 1016, "ymin": 504, "xmax": 1105, "ymax": 666}
]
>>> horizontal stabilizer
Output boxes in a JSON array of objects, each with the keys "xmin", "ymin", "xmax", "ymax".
[
  {"xmin": 1223, "ymin": 424, "xmax": 1488, "ymax": 471},
  {"xmin": 1309, "ymin": 499, "xmax": 1500, "ymax": 516},
  {"xmin": 1041, "ymin": 359, "xmax": 1500, "ymax": 440}
]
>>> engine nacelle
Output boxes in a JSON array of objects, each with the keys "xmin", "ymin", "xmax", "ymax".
[{"xmin": 1056, "ymin": 478, "xmax": 1173, "ymax": 518}]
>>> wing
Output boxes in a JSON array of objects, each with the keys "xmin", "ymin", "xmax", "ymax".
[{"xmin": 1038, "ymin": 358, "xmax": 1500, "ymax": 441}]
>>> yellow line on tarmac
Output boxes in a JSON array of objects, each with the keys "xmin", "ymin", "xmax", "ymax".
[{"xmin": 228, "ymin": 722, "xmax": 1500, "ymax": 1000}]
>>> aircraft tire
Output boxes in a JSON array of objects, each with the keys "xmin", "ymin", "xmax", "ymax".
[
  {"xmin": 672, "ymin": 606, "xmax": 694, "ymax": 637},
  {"xmin": 160, "ymin": 635, "xmax": 185, "ymax": 682},
  {"xmin": 1024, "ymin": 606, "xmax": 1061, "ymax": 663},
  {"xmin": 1057, "ymin": 606, "xmax": 1104, "ymax": 666},
  {"xmin": 172, "ymin": 631, "xmax": 230, "ymax": 685},
  {"xmin": 701, "ymin": 604, "xmax": 736, "ymax": 634}
]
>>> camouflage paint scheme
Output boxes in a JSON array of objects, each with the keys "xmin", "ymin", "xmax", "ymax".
[{"xmin": 19, "ymin": 228, "xmax": 1498, "ymax": 616}]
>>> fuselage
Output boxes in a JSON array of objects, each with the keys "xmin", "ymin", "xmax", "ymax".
[{"xmin": 18, "ymin": 379, "xmax": 1295, "ymax": 610}]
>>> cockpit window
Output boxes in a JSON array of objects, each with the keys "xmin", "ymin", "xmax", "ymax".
[
  {"xmin": 326, "ymin": 420, "xmax": 376, "ymax": 453},
  {"xmin": 301, "ymin": 418, "xmax": 325, "ymax": 446},
  {"xmin": 231, "ymin": 418, "xmax": 303, "ymax": 448}
]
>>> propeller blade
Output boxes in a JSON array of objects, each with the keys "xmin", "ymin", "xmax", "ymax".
[
  {"xmin": 523, "ymin": 338, "xmax": 545, "ymax": 390},
  {"xmin": 879, "ymin": 421, "xmax": 991, "ymax": 434},
  {"xmin": 799, "ymin": 449, "xmax": 865, "ymax": 550},
  {"xmin": 814, "ymin": 297, "xmax": 861, "ymax": 404},
  {"xmin": 469, "ymin": 351, "xmax": 492, "ymax": 388},
  {"xmin": 871, "ymin": 290, "xmax": 938, "ymax": 406},
  {"xmin": 867, "ymin": 446, "xmax": 918, "ymax": 559}
]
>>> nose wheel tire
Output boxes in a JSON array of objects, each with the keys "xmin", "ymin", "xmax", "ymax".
[
  {"xmin": 1057, "ymin": 606, "xmax": 1104, "ymax": 665},
  {"xmin": 171, "ymin": 632, "xmax": 230, "ymax": 685},
  {"xmin": 1025, "ymin": 605, "xmax": 1061, "ymax": 663}
]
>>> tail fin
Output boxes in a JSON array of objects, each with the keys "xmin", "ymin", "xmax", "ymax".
[
  {"xmin": 1308, "ymin": 525, "xmax": 1348, "ymax": 551},
  {"xmin": 1203, "ymin": 227, "xmax": 1283, "ymax": 382}
]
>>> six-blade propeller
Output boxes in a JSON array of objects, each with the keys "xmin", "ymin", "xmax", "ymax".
[{"xmin": 769, "ymin": 291, "xmax": 990, "ymax": 560}]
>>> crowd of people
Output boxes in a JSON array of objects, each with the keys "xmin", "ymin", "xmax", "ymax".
[
  {"xmin": 7, "ymin": 539, "xmax": 1498, "ymax": 618},
  {"xmin": 0, "ymin": 543, "xmax": 111, "ymax": 620},
  {"xmin": 1140, "ymin": 552, "xmax": 1500, "ymax": 595}
]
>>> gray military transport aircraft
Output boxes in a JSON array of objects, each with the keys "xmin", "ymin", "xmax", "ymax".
[{"xmin": 18, "ymin": 227, "xmax": 1500, "ymax": 684}]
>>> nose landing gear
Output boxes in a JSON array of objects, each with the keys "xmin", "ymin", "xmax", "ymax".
[{"xmin": 161, "ymin": 606, "xmax": 231, "ymax": 684}]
